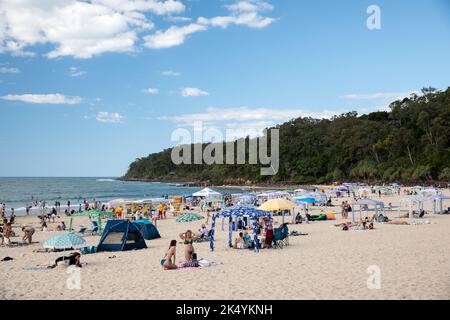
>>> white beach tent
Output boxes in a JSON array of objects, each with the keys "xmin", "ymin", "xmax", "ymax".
[
  {"xmin": 193, "ymin": 187, "xmax": 222, "ymax": 198},
  {"xmin": 400, "ymin": 195, "xmax": 429, "ymax": 219},
  {"xmin": 419, "ymin": 188, "xmax": 440, "ymax": 197},
  {"xmin": 294, "ymin": 188, "xmax": 308, "ymax": 196},
  {"xmin": 358, "ymin": 187, "xmax": 372, "ymax": 197},
  {"xmin": 432, "ymin": 194, "xmax": 450, "ymax": 214},
  {"xmin": 351, "ymin": 198, "xmax": 385, "ymax": 222}
]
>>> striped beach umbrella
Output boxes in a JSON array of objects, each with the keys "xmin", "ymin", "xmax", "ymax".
[
  {"xmin": 176, "ymin": 213, "xmax": 204, "ymax": 222},
  {"xmin": 43, "ymin": 232, "xmax": 86, "ymax": 250}
]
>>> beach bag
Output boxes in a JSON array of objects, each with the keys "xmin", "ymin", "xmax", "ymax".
[
  {"xmin": 198, "ymin": 259, "xmax": 212, "ymax": 267},
  {"xmin": 80, "ymin": 246, "xmax": 97, "ymax": 254}
]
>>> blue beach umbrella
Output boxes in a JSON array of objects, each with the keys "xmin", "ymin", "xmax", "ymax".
[{"xmin": 43, "ymin": 232, "xmax": 87, "ymax": 250}]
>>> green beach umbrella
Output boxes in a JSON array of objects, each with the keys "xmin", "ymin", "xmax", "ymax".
[
  {"xmin": 43, "ymin": 232, "xmax": 87, "ymax": 250},
  {"xmin": 176, "ymin": 213, "xmax": 204, "ymax": 223}
]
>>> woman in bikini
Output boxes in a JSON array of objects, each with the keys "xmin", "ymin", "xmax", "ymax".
[
  {"xmin": 179, "ymin": 230, "xmax": 198, "ymax": 261},
  {"xmin": 161, "ymin": 240, "xmax": 177, "ymax": 270}
]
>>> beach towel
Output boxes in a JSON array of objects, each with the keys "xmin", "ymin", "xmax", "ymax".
[{"xmin": 24, "ymin": 266, "xmax": 51, "ymax": 271}]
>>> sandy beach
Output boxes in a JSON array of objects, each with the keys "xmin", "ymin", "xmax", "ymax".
[{"xmin": 1, "ymin": 189, "xmax": 449, "ymax": 300}]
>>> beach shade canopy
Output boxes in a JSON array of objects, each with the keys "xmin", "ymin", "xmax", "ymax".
[
  {"xmin": 135, "ymin": 219, "xmax": 161, "ymax": 240},
  {"xmin": 351, "ymin": 198, "xmax": 385, "ymax": 222},
  {"xmin": 419, "ymin": 188, "xmax": 440, "ymax": 197},
  {"xmin": 294, "ymin": 188, "xmax": 308, "ymax": 195},
  {"xmin": 192, "ymin": 188, "xmax": 222, "ymax": 198},
  {"xmin": 293, "ymin": 197, "xmax": 320, "ymax": 204},
  {"xmin": 235, "ymin": 193, "xmax": 257, "ymax": 203},
  {"xmin": 107, "ymin": 198, "xmax": 134, "ymax": 209},
  {"xmin": 210, "ymin": 205, "xmax": 271, "ymax": 252},
  {"xmin": 176, "ymin": 213, "xmax": 204, "ymax": 222},
  {"xmin": 258, "ymin": 198, "xmax": 296, "ymax": 211},
  {"xmin": 43, "ymin": 232, "xmax": 86, "ymax": 250},
  {"xmin": 97, "ymin": 220, "xmax": 147, "ymax": 252},
  {"xmin": 68, "ymin": 210, "xmax": 115, "ymax": 234}
]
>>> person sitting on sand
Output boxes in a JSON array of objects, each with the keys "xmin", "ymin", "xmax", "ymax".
[
  {"xmin": 198, "ymin": 224, "xmax": 209, "ymax": 239},
  {"xmin": 56, "ymin": 221, "xmax": 66, "ymax": 231},
  {"xmin": 161, "ymin": 240, "xmax": 177, "ymax": 270},
  {"xmin": 49, "ymin": 252, "xmax": 82, "ymax": 268},
  {"xmin": 181, "ymin": 252, "xmax": 199, "ymax": 268},
  {"xmin": 234, "ymin": 232, "xmax": 247, "ymax": 249},
  {"xmin": 179, "ymin": 230, "xmax": 198, "ymax": 261},
  {"xmin": 377, "ymin": 213, "xmax": 389, "ymax": 222},
  {"xmin": 22, "ymin": 226, "xmax": 35, "ymax": 244},
  {"xmin": 42, "ymin": 221, "xmax": 49, "ymax": 232}
]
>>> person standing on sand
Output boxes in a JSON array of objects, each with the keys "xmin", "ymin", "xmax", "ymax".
[
  {"xmin": 1, "ymin": 222, "xmax": 12, "ymax": 245},
  {"xmin": 117, "ymin": 206, "xmax": 123, "ymax": 219},
  {"xmin": 264, "ymin": 218, "xmax": 274, "ymax": 249},
  {"xmin": 9, "ymin": 208, "xmax": 15, "ymax": 224}
]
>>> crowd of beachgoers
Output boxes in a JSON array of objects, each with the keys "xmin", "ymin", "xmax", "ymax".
[{"xmin": 0, "ymin": 183, "xmax": 449, "ymax": 299}]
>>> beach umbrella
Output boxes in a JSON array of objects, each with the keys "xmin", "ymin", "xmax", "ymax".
[
  {"xmin": 257, "ymin": 198, "xmax": 296, "ymax": 211},
  {"xmin": 258, "ymin": 198, "xmax": 297, "ymax": 224},
  {"xmin": 175, "ymin": 213, "xmax": 204, "ymax": 222},
  {"xmin": 43, "ymin": 232, "xmax": 86, "ymax": 250}
]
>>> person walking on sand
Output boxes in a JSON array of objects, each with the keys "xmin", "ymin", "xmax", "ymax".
[{"xmin": 161, "ymin": 240, "xmax": 178, "ymax": 270}]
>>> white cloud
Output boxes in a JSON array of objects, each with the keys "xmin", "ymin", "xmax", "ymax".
[
  {"xmin": 69, "ymin": 67, "xmax": 87, "ymax": 77},
  {"xmin": 0, "ymin": 93, "xmax": 81, "ymax": 104},
  {"xmin": 143, "ymin": 23, "xmax": 207, "ymax": 49},
  {"xmin": 0, "ymin": 66, "xmax": 20, "ymax": 73},
  {"xmin": 0, "ymin": 0, "xmax": 185, "ymax": 58},
  {"xmin": 0, "ymin": 0, "xmax": 275, "ymax": 56},
  {"xmin": 225, "ymin": 1, "xmax": 274, "ymax": 13},
  {"xmin": 143, "ymin": 0, "xmax": 275, "ymax": 49},
  {"xmin": 144, "ymin": 87, "xmax": 159, "ymax": 94},
  {"xmin": 340, "ymin": 91, "xmax": 419, "ymax": 100},
  {"xmin": 159, "ymin": 107, "xmax": 338, "ymax": 123},
  {"xmin": 96, "ymin": 111, "xmax": 124, "ymax": 123},
  {"xmin": 180, "ymin": 87, "xmax": 209, "ymax": 97},
  {"xmin": 198, "ymin": 0, "xmax": 275, "ymax": 29},
  {"xmin": 161, "ymin": 70, "xmax": 181, "ymax": 76},
  {"xmin": 165, "ymin": 16, "xmax": 192, "ymax": 23}
]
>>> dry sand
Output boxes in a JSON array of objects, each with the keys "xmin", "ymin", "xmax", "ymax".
[{"xmin": 1, "ymin": 189, "xmax": 449, "ymax": 300}]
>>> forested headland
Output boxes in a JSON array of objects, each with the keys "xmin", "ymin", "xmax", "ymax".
[{"xmin": 124, "ymin": 87, "xmax": 450, "ymax": 185}]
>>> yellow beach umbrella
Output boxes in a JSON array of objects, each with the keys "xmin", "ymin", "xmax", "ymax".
[{"xmin": 258, "ymin": 198, "xmax": 296, "ymax": 211}]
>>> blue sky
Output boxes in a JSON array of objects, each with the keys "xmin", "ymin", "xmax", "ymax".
[{"xmin": 0, "ymin": 0, "xmax": 449, "ymax": 177}]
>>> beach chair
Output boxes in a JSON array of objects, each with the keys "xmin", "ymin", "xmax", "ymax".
[
  {"xmin": 194, "ymin": 230, "xmax": 212, "ymax": 243},
  {"xmin": 272, "ymin": 228, "xmax": 285, "ymax": 249},
  {"xmin": 79, "ymin": 221, "xmax": 99, "ymax": 235}
]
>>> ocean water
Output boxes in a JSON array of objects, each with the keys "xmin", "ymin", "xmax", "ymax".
[{"xmin": 0, "ymin": 177, "xmax": 240, "ymax": 216}]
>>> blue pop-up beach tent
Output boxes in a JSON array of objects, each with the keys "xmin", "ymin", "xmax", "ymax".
[
  {"xmin": 135, "ymin": 219, "xmax": 161, "ymax": 240},
  {"xmin": 97, "ymin": 220, "xmax": 147, "ymax": 252}
]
